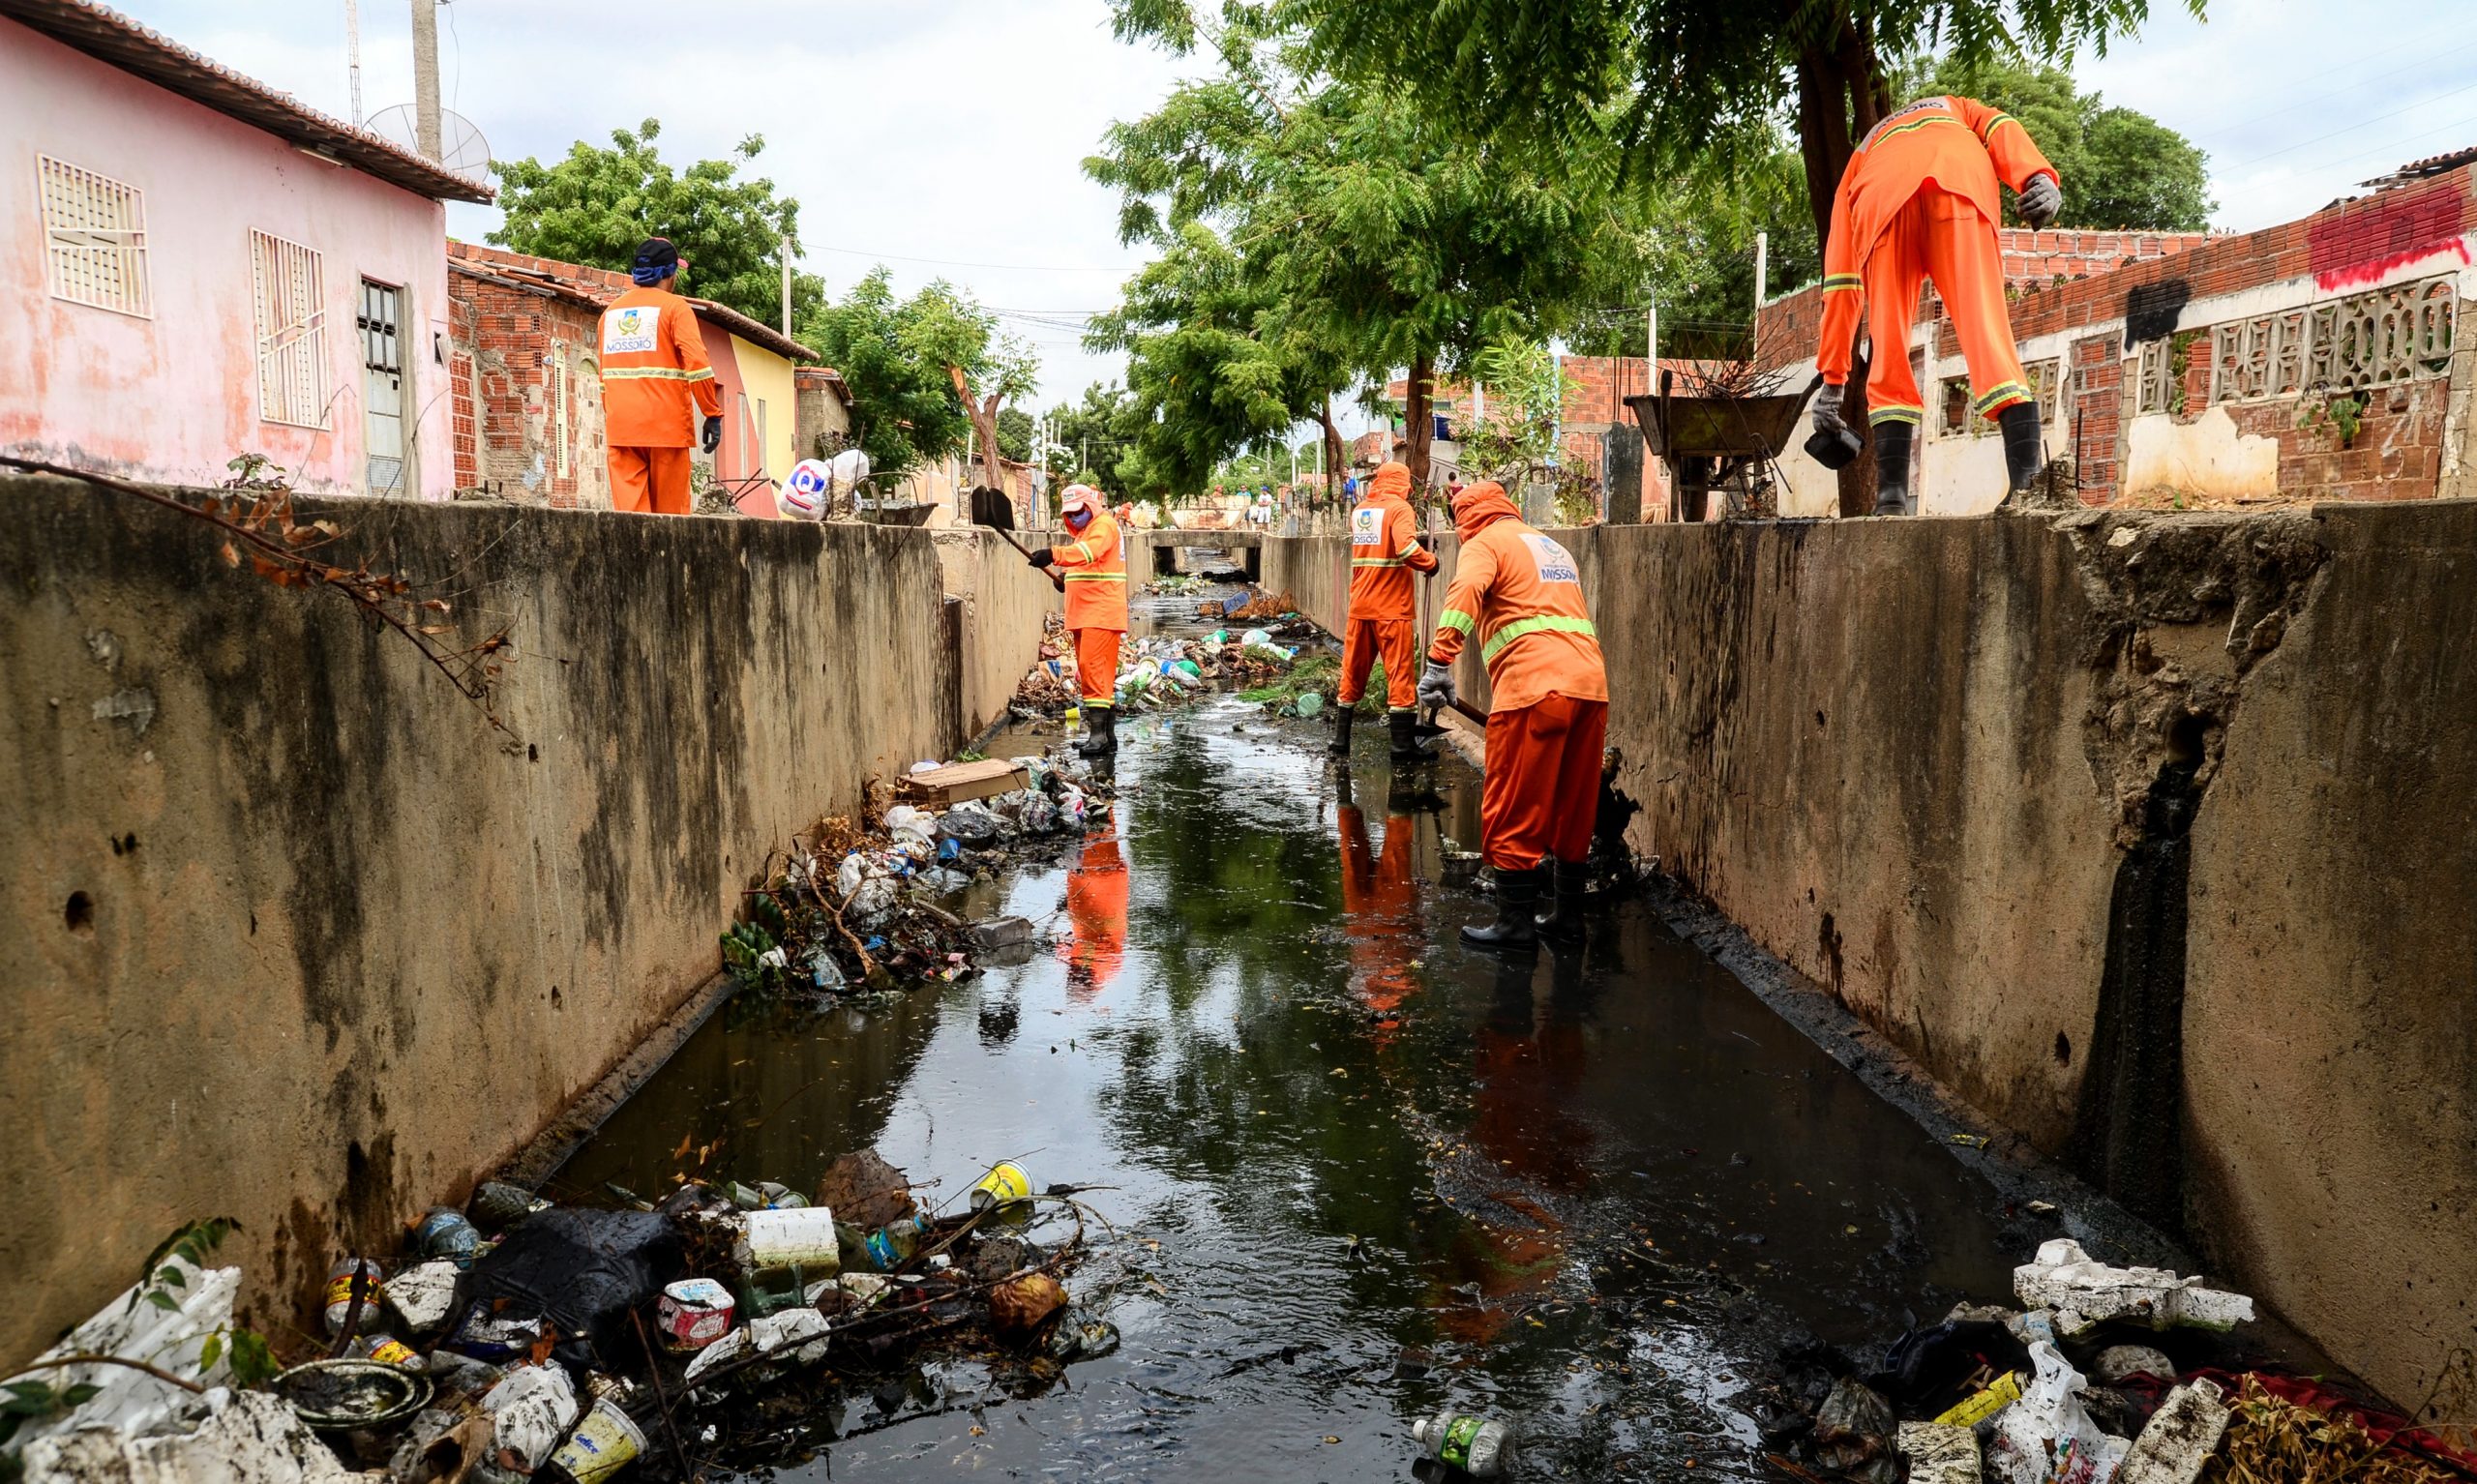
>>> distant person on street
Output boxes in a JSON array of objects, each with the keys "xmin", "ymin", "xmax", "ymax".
[
  {"xmin": 1028, "ymin": 484, "xmax": 1126, "ymax": 758},
  {"xmin": 598, "ymin": 237, "xmax": 723, "ymax": 515},
  {"xmin": 1809, "ymin": 95, "xmax": 2061, "ymax": 515},
  {"xmin": 1420, "ymin": 481, "xmax": 1606, "ymax": 949},
  {"xmin": 1331, "ymin": 460, "xmax": 1438, "ymax": 762}
]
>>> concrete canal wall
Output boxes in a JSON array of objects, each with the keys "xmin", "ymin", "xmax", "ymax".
[
  {"xmin": 1265, "ymin": 504, "xmax": 2477, "ymax": 1410},
  {"xmin": 0, "ymin": 476, "xmax": 1055, "ymax": 1364}
]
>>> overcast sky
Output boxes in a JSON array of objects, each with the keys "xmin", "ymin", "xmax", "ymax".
[{"xmin": 110, "ymin": 0, "xmax": 2477, "ymax": 415}]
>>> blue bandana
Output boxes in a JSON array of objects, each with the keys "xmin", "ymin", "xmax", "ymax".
[{"xmin": 630, "ymin": 264, "xmax": 675, "ymax": 286}]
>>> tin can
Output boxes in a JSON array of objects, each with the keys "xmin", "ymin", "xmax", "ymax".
[
  {"xmin": 655, "ymin": 1278, "xmax": 735, "ymax": 1352},
  {"xmin": 541, "ymin": 1397, "xmax": 645, "ymax": 1484},
  {"xmin": 322, "ymin": 1258, "xmax": 383, "ymax": 1334},
  {"xmin": 969, "ymin": 1161, "xmax": 1032, "ymax": 1213}
]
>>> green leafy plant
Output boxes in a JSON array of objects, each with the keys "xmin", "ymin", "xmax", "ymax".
[{"xmin": 2297, "ymin": 393, "xmax": 2366, "ymax": 447}]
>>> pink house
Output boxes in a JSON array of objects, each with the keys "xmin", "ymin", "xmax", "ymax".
[{"xmin": 0, "ymin": 0, "xmax": 491, "ymax": 498}]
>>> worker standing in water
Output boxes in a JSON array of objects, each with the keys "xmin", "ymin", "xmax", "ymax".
[
  {"xmin": 1028, "ymin": 484, "xmax": 1126, "ymax": 758},
  {"xmin": 1418, "ymin": 481, "xmax": 1607, "ymax": 949},
  {"xmin": 1331, "ymin": 461, "xmax": 1440, "ymax": 761},
  {"xmin": 1809, "ymin": 94, "xmax": 2061, "ymax": 515},
  {"xmin": 599, "ymin": 237, "xmax": 723, "ymax": 515}
]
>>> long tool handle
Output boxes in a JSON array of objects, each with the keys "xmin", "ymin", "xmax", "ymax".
[{"xmin": 983, "ymin": 521, "xmax": 1065, "ymax": 591}]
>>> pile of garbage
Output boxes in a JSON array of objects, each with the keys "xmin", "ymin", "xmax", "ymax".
[
  {"xmin": 5, "ymin": 1155, "xmax": 1112, "ymax": 1483},
  {"xmin": 1140, "ymin": 573, "xmax": 1209, "ymax": 597},
  {"xmin": 1206, "ymin": 586, "xmax": 1307, "ymax": 622},
  {"xmin": 1749, "ymin": 1238, "xmax": 2472, "ymax": 1484},
  {"xmin": 721, "ymin": 757, "xmax": 1094, "ymax": 994},
  {"xmin": 1007, "ymin": 628, "xmax": 1301, "ymax": 720}
]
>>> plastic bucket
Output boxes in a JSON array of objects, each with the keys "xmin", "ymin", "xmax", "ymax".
[
  {"xmin": 544, "ymin": 1397, "xmax": 645, "ymax": 1484},
  {"xmin": 735, "ymin": 1207, "xmax": 840, "ymax": 1273},
  {"xmin": 656, "ymin": 1278, "xmax": 736, "ymax": 1351}
]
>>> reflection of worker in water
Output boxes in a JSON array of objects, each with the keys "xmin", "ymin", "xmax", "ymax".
[
  {"xmin": 1429, "ymin": 954, "xmax": 1597, "ymax": 1342},
  {"xmin": 1058, "ymin": 830, "xmax": 1128, "ymax": 999},
  {"xmin": 1337, "ymin": 790, "xmax": 1423, "ymax": 1038},
  {"xmin": 1809, "ymin": 94, "xmax": 2061, "ymax": 514}
]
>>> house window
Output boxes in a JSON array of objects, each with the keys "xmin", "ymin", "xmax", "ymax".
[
  {"xmin": 250, "ymin": 229, "xmax": 329, "ymax": 428},
  {"xmin": 755, "ymin": 397, "xmax": 770, "ymax": 479},
  {"xmin": 358, "ymin": 280, "xmax": 404, "ymax": 494},
  {"xmin": 39, "ymin": 155, "xmax": 150, "ymax": 316},
  {"xmin": 552, "ymin": 349, "xmax": 572, "ymax": 480}
]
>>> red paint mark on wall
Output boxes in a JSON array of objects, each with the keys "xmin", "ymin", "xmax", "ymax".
[{"xmin": 2311, "ymin": 181, "xmax": 2470, "ymax": 290}]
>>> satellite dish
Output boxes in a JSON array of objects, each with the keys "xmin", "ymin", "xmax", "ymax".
[{"xmin": 366, "ymin": 104, "xmax": 492, "ymax": 185}]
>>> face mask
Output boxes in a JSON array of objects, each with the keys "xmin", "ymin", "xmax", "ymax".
[{"xmin": 1065, "ymin": 508, "xmax": 1093, "ymax": 530}]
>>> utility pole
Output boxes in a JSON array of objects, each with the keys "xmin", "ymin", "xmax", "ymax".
[
  {"xmin": 344, "ymin": 0, "xmax": 364, "ymax": 125},
  {"xmin": 1754, "ymin": 230, "xmax": 1769, "ymax": 311},
  {"xmin": 409, "ymin": 0, "xmax": 441, "ymax": 161},
  {"xmin": 780, "ymin": 234, "xmax": 792, "ymax": 338}
]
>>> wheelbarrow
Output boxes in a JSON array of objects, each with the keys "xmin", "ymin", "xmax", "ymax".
[{"xmin": 1626, "ymin": 372, "xmax": 1819, "ymax": 521}]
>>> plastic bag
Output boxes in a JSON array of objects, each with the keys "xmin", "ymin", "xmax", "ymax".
[
  {"xmin": 478, "ymin": 1364, "xmax": 578, "ymax": 1474},
  {"xmin": 464, "ymin": 1209, "xmax": 683, "ymax": 1375},
  {"xmin": 1987, "ymin": 1343, "xmax": 2129, "ymax": 1484}
]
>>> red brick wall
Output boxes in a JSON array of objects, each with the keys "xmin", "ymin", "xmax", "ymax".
[{"xmin": 446, "ymin": 269, "xmax": 607, "ymax": 508}]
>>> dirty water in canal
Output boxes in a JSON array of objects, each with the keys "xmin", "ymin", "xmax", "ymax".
[{"xmin": 556, "ymin": 626, "xmax": 2028, "ymax": 1481}]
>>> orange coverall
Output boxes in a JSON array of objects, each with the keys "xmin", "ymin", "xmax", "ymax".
[
  {"xmin": 1338, "ymin": 461, "xmax": 1438, "ymax": 713},
  {"xmin": 1059, "ymin": 830, "xmax": 1128, "ymax": 999},
  {"xmin": 1049, "ymin": 509, "xmax": 1127, "ymax": 709},
  {"xmin": 1817, "ymin": 95, "xmax": 2058, "ymax": 430},
  {"xmin": 1428, "ymin": 483, "xmax": 1608, "ymax": 873},
  {"xmin": 598, "ymin": 284, "xmax": 722, "ymax": 514},
  {"xmin": 1338, "ymin": 800, "xmax": 1422, "ymax": 1036}
]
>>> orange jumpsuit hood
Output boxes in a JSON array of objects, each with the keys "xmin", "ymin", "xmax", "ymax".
[
  {"xmin": 1370, "ymin": 461, "xmax": 1412, "ymax": 501},
  {"xmin": 1451, "ymin": 481, "xmax": 1520, "ymax": 540}
]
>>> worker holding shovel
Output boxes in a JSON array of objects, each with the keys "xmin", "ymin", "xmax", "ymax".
[
  {"xmin": 1331, "ymin": 461, "xmax": 1440, "ymax": 762},
  {"xmin": 1027, "ymin": 484, "xmax": 1127, "ymax": 758},
  {"xmin": 1418, "ymin": 482, "xmax": 1606, "ymax": 949}
]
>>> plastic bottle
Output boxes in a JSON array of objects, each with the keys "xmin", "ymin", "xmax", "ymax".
[
  {"xmin": 408, "ymin": 1206, "xmax": 480, "ymax": 1269},
  {"xmin": 1411, "ymin": 1411, "xmax": 1514, "ymax": 1477},
  {"xmin": 351, "ymin": 1332, "xmax": 424, "ymax": 1369},
  {"xmin": 840, "ymin": 1213, "xmax": 931, "ymax": 1273},
  {"xmin": 321, "ymin": 1258, "xmax": 383, "ymax": 1334},
  {"xmin": 466, "ymin": 1181, "xmax": 551, "ymax": 1232}
]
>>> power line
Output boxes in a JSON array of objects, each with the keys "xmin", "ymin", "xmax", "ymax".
[
  {"xmin": 2187, "ymin": 21, "xmax": 2477, "ymax": 145},
  {"xmin": 2223, "ymin": 74, "xmax": 2477, "ymax": 170}
]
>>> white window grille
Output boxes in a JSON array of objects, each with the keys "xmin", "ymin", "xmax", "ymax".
[
  {"xmin": 2135, "ymin": 339, "xmax": 2173, "ymax": 415},
  {"xmin": 1940, "ymin": 358, "xmax": 2062, "ymax": 437},
  {"xmin": 552, "ymin": 349, "xmax": 572, "ymax": 479},
  {"xmin": 39, "ymin": 155, "xmax": 150, "ymax": 316},
  {"xmin": 250, "ymin": 229, "xmax": 329, "ymax": 429}
]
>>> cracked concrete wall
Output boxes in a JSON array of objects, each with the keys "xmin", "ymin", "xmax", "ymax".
[
  {"xmin": 0, "ymin": 477, "xmax": 962, "ymax": 1366},
  {"xmin": 1268, "ymin": 507, "xmax": 2476, "ymax": 1410}
]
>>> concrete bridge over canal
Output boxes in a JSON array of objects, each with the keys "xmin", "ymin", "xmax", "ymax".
[{"xmin": 6, "ymin": 474, "xmax": 2473, "ymax": 1416}]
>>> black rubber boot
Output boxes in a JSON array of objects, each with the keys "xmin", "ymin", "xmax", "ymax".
[
  {"xmin": 1388, "ymin": 711, "xmax": 1422, "ymax": 762},
  {"xmin": 1074, "ymin": 706, "xmax": 1117, "ymax": 758},
  {"xmin": 1997, "ymin": 401, "xmax": 2044, "ymax": 506},
  {"xmin": 1328, "ymin": 705, "xmax": 1356, "ymax": 757},
  {"xmin": 1870, "ymin": 420, "xmax": 1914, "ymax": 516},
  {"xmin": 1534, "ymin": 858, "xmax": 1588, "ymax": 940},
  {"xmin": 1462, "ymin": 868, "xmax": 1542, "ymax": 950}
]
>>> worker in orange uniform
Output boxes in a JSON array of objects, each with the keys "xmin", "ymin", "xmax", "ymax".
[
  {"xmin": 599, "ymin": 237, "xmax": 723, "ymax": 515},
  {"xmin": 1810, "ymin": 95, "xmax": 2062, "ymax": 515},
  {"xmin": 1336, "ymin": 776, "xmax": 1424, "ymax": 1039},
  {"xmin": 1329, "ymin": 461, "xmax": 1439, "ymax": 761},
  {"xmin": 1059, "ymin": 828, "xmax": 1128, "ymax": 1000},
  {"xmin": 1027, "ymin": 484, "xmax": 1126, "ymax": 758},
  {"xmin": 1418, "ymin": 482, "xmax": 1606, "ymax": 949}
]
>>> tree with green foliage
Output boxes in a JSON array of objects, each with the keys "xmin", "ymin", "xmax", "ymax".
[
  {"xmin": 1043, "ymin": 382, "xmax": 1148, "ymax": 501},
  {"xmin": 1115, "ymin": 0, "xmax": 2204, "ymax": 514},
  {"xmin": 1905, "ymin": 55, "xmax": 2213, "ymax": 229},
  {"xmin": 798, "ymin": 268, "xmax": 1034, "ymax": 483},
  {"xmin": 1089, "ymin": 21, "xmax": 1657, "ymax": 490},
  {"xmin": 492, "ymin": 119, "xmax": 823, "ymax": 331}
]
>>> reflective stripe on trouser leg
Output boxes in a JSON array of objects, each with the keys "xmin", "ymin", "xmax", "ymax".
[
  {"xmin": 1074, "ymin": 627, "xmax": 1121, "ymax": 706},
  {"xmin": 1478, "ymin": 694, "xmax": 1608, "ymax": 871}
]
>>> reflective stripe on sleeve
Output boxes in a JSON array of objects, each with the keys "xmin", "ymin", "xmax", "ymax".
[
  {"xmin": 1480, "ymin": 613, "xmax": 1597, "ymax": 664},
  {"xmin": 604, "ymin": 366, "xmax": 716, "ymax": 382},
  {"xmin": 1438, "ymin": 608, "xmax": 1476, "ymax": 636}
]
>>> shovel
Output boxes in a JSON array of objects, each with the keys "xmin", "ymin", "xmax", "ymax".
[
  {"xmin": 970, "ymin": 486, "xmax": 1063, "ymax": 591},
  {"xmin": 1409, "ymin": 696, "xmax": 1488, "ymax": 750}
]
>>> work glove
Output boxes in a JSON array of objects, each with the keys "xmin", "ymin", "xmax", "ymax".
[
  {"xmin": 1417, "ymin": 660, "xmax": 1456, "ymax": 711},
  {"xmin": 1810, "ymin": 379, "xmax": 1848, "ymax": 439},
  {"xmin": 2017, "ymin": 173, "xmax": 2062, "ymax": 229},
  {"xmin": 701, "ymin": 416, "xmax": 723, "ymax": 454},
  {"xmin": 1027, "ymin": 549, "xmax": 1056, "ymax": 569}
]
